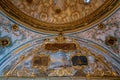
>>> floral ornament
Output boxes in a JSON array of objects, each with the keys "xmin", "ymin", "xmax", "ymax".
[
  {"xmin": 0, "ymin": 37, "xmax": 11, "ymax": 47},
  {"xmin": 97, "ymin": 23, "xmax": 106, "ymax": 30},
  {"xmin": 11, "ymin": 24, "xmax": 19, "ymax": 31},
  {"xmin": 105, "ymin": 36, "xmax": 117, "ymax": 46}
]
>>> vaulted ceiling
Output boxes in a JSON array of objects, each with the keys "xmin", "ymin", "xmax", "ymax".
[{"xmin": 0, "ymin": 0, "xmax": 120, "ymax": 79}]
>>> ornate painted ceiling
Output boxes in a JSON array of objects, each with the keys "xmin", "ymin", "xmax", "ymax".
[
  {"xmin": 11, "ymin": 0, "xmax": 105, "ymax": 24},
  {"xmin": 0, "ymin": 0, "xmax": 119, "ymax": 33},
  {"xmin": 0, "ymin": 0, "xmax": 120, "ymax": 79}
]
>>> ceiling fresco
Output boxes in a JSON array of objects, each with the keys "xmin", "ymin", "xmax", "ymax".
[
  {"xmin": 0, "ymin": 0, "xmax": 120, "ymax": 79},
  {"xmin": 0, "ymin": 0, "xmax": 119, "ymax": 33},
  {"xmin": 11, "ymin": 0, "xmax": 105, "ymax": 24}
]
